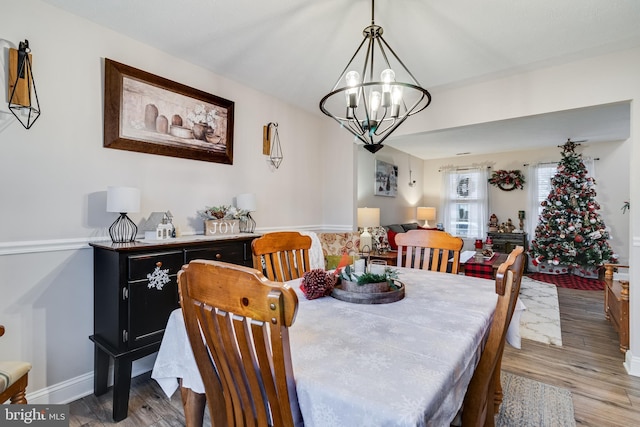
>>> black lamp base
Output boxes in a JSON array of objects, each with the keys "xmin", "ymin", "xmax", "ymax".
[
  {"xmin": 240, "ymin": 213, "xmax": 256, "ymax": 233},
  {"xmin": 109, "ymin": 213, "xmax": 137, "ymax": 243}
]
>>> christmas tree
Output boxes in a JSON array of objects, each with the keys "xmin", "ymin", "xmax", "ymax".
[{"xmin": 530, "ymin": 139, "xmax": 616, "ymax": 273}]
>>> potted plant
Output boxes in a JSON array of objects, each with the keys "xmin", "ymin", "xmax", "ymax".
[{"xmin": 337, "ymin": 265, "xmax": 399, "ymax": 293}]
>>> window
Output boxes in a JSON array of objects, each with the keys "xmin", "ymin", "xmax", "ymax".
[{"xmin": 441, "ymin": 167, "xmax": 489, "ymax": 239}]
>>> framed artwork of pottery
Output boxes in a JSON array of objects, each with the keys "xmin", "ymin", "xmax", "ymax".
[{"xmin": 104, "ymin": 58, "xmax": 234, "ymax": 164}]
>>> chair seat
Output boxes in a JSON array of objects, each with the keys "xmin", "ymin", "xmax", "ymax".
[{"xmin": 0, "ymin": 361, "xmax": 32, "ymax": 393}]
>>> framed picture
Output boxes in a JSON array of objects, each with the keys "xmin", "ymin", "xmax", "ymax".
[
  {"xmin": 374, "ymin": 159, "xmax": 398, "ymax": 197},
  {"xmin": 104, "ymin": 59, "xmax": 234, "ymax": 164}
]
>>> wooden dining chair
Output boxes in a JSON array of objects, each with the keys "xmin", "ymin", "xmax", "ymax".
[
  {"xmin": 252, "ymin": 231, "xmax": 313, "ymax": 282},
  {"xmin": 0, "ymin": 325, "xmax": 32, "ymax": 404},
  {"xmin": 460, "ymin": 246, "xmax": 525, "ymax": 427},
  {"xmin": 178, "ymin": 260, "xmax": 302, "ymax": 427},
  {"xmin": 395, "ymin": 229, "xmax": 464, "ymax": 274}
]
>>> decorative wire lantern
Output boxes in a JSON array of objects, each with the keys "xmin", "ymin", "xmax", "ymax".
[
  {"xmin": 319, "ymin": 0, "xmax": 431, "ymax": 153},
  {"xmin": 8, "ymin": 40, "xmax": 41, "ymax": 129}
]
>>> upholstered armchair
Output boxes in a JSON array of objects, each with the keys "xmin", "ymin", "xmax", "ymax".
[{"xmin": 0, "ymin": 325, "xmax": 32, "ymax": 404}]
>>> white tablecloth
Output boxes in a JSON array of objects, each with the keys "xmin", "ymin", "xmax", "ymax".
[{"xmin": 152, "ymin": 268, "xmax": 519, "ymax": 426}]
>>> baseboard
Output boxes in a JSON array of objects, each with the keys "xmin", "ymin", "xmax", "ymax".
[
  {"xmin": 624, "ymin": 349, "xmax": 640, "ymax": 377},
  {"xmin": 26, "ymin": 355, "xmax": 157, "ymax": 404}
]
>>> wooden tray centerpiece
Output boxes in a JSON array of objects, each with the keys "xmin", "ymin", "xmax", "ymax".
[{"xmin": 331, "ymin": 266, "xmax": 404, "ymax": 304}]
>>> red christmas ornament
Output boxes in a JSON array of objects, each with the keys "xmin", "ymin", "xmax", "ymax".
[{"xmin": 574, "ymin": 235, "xmax": 584, "ymax": 243}]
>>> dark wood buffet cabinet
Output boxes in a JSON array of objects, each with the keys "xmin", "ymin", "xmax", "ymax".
[
  {"xmin": 89, "ymin": 234, "xmax": 257, "ymax": 421},
  {"xmin": 487, "ymin": 232, "xmax": 529, "ymax": 271}
]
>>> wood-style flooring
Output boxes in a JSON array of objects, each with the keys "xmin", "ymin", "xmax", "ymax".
[
  {"xmin": 502, "ymin": 287, "xmax": 640, "ymax": 427},
  {"xmin": 68, "ymin": 287, "xmax": 640, "ymax": 426}
]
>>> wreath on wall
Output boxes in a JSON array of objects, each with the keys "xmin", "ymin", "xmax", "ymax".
[{"xmin": 488, "ymin": 169, "xmax": 526, "ymax": 191}]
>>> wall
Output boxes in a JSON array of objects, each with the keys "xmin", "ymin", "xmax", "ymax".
[
  {"xmin": 357, "ymin": 145, "xmax": 425, "ymax": 226},
  {"xmin": 0, "ymin": 0, "xmax": 355, "ymax": 403},
  {"xmin": 421, "ymin": 141, "xmax": 630, "ymax": 263}
]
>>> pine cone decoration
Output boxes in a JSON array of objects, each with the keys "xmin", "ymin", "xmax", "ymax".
[{"xmin": 300, "ymin": 269, "xmax": 336, "ymax": 300}]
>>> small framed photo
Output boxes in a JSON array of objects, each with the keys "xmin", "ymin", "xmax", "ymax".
[
  {"xmin": 104, "ymin": 59, "xmax": 234, "ymax": 164},
  {"xmin": 374, "ymin": 159, "xmax": 398, "ymax": 197}
]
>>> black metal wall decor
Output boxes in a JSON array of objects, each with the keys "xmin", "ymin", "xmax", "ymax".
[{"xmin": 8, "ymin": 39, "xmax": 41, "ymax": 129}]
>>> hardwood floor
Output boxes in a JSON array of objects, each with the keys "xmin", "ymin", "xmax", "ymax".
[
  {"xmin": 502, "ymin": 287, "xmax": 640, "ymax": 427},
  {"xmin": 69, "ymin": 287, "xmax": 639, "ymax": 426}
]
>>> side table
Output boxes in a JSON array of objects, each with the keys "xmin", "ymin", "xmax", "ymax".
[
  {"xmin": 462, "ymin": 253, "xmax": 508, "ymax": 279},
  {"xmin": 367, "ymin": 251, "xmax": 400, "ymax": 266}
]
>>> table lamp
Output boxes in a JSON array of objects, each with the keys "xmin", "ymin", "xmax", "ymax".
[
  {"xmin": 237, "ymin": 193, "xmax": 257, "ymax": 233},
  {"xmin": 107, "ymin": 186, "xmax": 140, "ymax": 243},
  {"xmin": 357, "ymin": 207, "xmax": 380, "ymax": 252},
  {"xmin": 417, "ymin": 206, "xmax": 436, "ymax": 228}
]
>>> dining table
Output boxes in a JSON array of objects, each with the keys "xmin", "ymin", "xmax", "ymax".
[{"xmin": 152, "ymin": 266, "xmax": 523, "ymax": 426}]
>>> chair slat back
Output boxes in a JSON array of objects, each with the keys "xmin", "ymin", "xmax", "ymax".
[
  {"xmin": 178, "ymin": 260, "xmax": 302, "ymax": 427},
  {"xmin": 395, "ymin": 229, "xmax": 464, "ymax": 274},
  {"xmin": 252, "ymin": 232, "xmax": 313, "ymax": 282},
  {"xmin": 461, "ymin": 246, "xmax": 525, "ymax": 426}
]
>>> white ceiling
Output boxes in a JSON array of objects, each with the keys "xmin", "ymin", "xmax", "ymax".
[{"xmin": 41, "ymin": 0, "xmax": 639, "ymax": 159}]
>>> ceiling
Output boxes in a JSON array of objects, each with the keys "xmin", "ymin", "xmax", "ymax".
[{"xmin": 41, "ymin": 0, "xmax": 639, "ymax": 159}]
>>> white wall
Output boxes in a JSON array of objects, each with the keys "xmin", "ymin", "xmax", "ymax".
[
  {"xmin": 357, "ymin": 145, "xmax": 425, "ymax": 226},
  {"xmin": 0, "ymin": 0, "xmax": 354, "ymax": 402}
]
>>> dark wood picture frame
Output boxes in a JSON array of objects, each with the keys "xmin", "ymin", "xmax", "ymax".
[
  {"xmin": 104, "ymin": 58, "xmax": 234, "ymax": 164},
  {"xmin": 374, "ymin": 159, "xmax": 398, "ymax": 197}
]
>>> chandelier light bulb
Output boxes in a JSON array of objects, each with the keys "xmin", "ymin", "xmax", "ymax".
[
  {"xmin": 369, "ymin": 91, "xmax": 381, "ymax": 114},
  {"xmin": 380, "ymin": 68, "xmax": 395, "ymax": 107},
  {"xmin": 345, "ymin": 70, "xmax": 361, "ymax": 108}
]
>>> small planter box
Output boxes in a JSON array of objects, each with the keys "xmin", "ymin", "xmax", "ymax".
[{"xmin": 205, "ymin": 219, "xmax": 240, "ymax": 236}]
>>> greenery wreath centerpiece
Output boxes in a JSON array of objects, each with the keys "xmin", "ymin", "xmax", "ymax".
[{"xmin": 488, "ymin": 169, "xmax": 526, "ymax": 191}]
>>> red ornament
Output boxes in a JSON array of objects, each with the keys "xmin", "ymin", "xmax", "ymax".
[{"xmin": 574, "ymin": 235, "xmax": 584, "ymax": 243}]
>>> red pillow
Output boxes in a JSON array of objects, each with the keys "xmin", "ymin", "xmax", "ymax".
[{"xmin": 387, "ymin": 230, "xmax": 398, "ymax": 250}]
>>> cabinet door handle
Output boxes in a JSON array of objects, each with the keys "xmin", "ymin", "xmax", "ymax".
[{"xmin": 215, "ymin": 253, "xmax": 222, "ymax": 259}]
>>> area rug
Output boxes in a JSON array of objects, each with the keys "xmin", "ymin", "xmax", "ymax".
[
  {"xmin": 496, "ymin": 372, "xmax": 576, "ymax": 427},
  {"xmin": 518, "ymin": 277, "xmax": 563, "ymax": 346},
  {"xmin": 527, "ymin": 272, "xmax": 605, "ymax": 291}
]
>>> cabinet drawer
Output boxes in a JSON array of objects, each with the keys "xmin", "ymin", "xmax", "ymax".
[
  {"xmin": 128, "ymin": 251, "xmax": 184, "ymax": 281},
  {"xmin": 185, "ymin": 242, "xmax": 248, "ymax": 265}
]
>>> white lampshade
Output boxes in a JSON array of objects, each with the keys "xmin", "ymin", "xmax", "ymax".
[
  {"xmin": 417, "ymin": 206, "xmax": 436, "ymax": 227},
  {"xmin": 236, "ymin": 193, "xmax": 257, "ymax": 212},
  {"xmin": 357, "ymin": 207, "xmax": 380, "ymax": 252},
  {"xmin": 357, "ymin": 207, "xmax": 380, "ymax": 228},
  {"xmin": 107, "ymin": 186, "xmax": 140, "ymax": 213}
]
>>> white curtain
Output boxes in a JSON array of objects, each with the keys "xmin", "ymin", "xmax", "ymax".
[{"xmin": 440, "ymin": 166, "xmax": 489, "ymax": 239}]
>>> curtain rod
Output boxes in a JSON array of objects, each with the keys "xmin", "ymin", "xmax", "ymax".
[
  {"xmin": 523, "ymin": 157, "xmax": 599, "ymax": 166},
  {"xmin": 438, "ymin": 166, "xmax": 491, "ymax": 172}
]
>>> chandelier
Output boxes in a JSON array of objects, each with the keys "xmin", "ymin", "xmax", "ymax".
[{"xmin": 319, "ymin": 0, "xmax": 431, "ymax": 153}]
